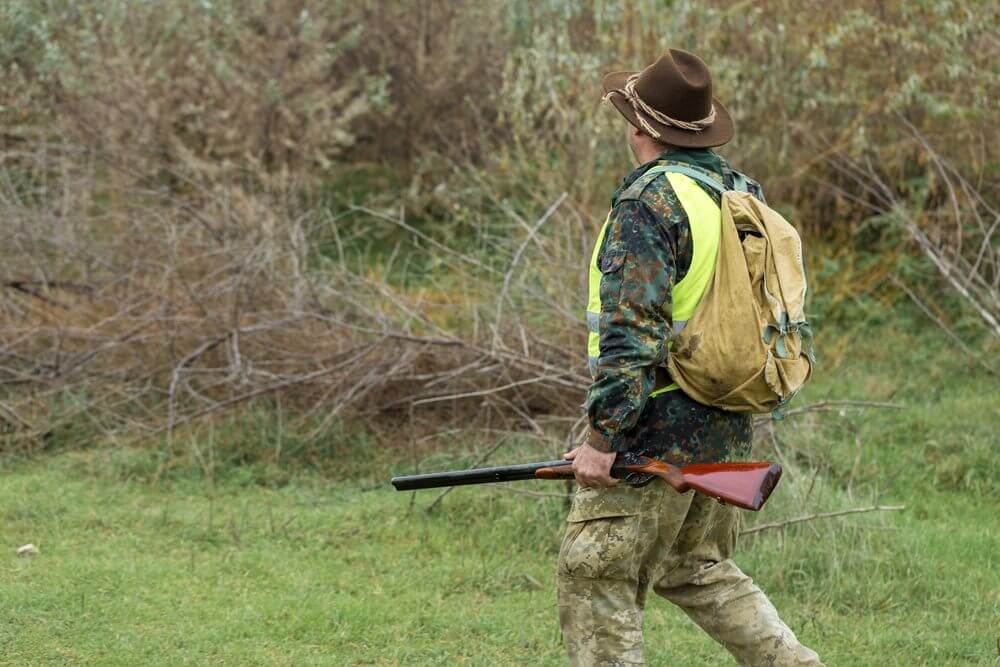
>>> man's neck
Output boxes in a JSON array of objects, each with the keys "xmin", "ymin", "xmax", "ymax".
[{"xmin": 634, "ymin": 144, "xmax": 671, "ymax": 164}]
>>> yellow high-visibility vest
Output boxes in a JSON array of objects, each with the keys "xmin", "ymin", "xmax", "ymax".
[{"xmin": 587, "ymin": 167, "xmax": 724, "ymax": 396}]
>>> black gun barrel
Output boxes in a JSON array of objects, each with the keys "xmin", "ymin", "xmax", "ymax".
[{"xmin": 391, "ymin": 459, "xmax": 572, "ymax": 491}]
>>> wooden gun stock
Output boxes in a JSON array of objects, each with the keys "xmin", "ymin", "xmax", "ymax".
[
  {"xmin": 536, "ymin": 458, "xmax": 781, "ymax": 511},
  {"xmin": 392, "ymin": 456, "xmax": 782, "ymax": 511}
]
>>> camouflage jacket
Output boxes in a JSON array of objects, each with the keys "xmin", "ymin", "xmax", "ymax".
[{"xmin": 586, "ymin": 148, "xmax": 766, "ymax": 465}]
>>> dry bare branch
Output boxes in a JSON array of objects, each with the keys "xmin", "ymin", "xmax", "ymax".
[{"xmin": 741, "ymin": 505, "xmax": 906, "ymax": 536}]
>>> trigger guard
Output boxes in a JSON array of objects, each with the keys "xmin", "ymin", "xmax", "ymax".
[
  {"xmin": 613, "ymin": 451, "xmax": 658, "ymax": 487},
  {"xmin": 622, "ymin": 471, "xmax": 656, "ymax": 487}
]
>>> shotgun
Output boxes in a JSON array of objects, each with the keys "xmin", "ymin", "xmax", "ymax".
[{"xmin": 391, "ymin": 453, "xmax": 782, "ymax": 511}]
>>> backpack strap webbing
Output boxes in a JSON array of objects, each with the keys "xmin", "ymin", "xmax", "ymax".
[
  {"xmin": 646, "ymin": 165, "xmax": 751, "ymax": 194},
  {"xmin": 731, "ymin": 171, "xmax": 749, "ymax": 193}
]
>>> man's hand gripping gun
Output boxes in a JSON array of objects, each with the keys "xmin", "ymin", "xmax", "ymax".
[{"xmin": 391, "ymin": 452, "xmax": 782, "ymax": 511}]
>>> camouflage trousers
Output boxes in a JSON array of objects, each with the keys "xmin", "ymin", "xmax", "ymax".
[{"xmin": 557, "ymin": 481, "xmax": 822, "ymax": 666}]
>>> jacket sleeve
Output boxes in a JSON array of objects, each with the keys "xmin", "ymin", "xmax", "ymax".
[{"xmin": 586, "ymin": 199, "xmax": 678, "ymax": 452}]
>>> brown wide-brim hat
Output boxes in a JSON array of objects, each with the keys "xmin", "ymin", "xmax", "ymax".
[{"xmin": 602, "ymin": 49, "xmax": 734, "ymax": 148}]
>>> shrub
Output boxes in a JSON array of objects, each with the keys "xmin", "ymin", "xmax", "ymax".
[
  {"xmin": 0, "ymin": 0, "xmax": 995, "ymax": 456},
  {"xmin": 1, "ymin": 0, "xmax": 375, "ymax": 183}
]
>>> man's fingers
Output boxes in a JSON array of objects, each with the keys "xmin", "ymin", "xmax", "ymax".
[
  {"xmin": 564, "ymin": 446, "xmax": 580, "ymax": 460},
  {"xmin": 568, "ymin": 442, "xmax": 617, "ymax": 487}
]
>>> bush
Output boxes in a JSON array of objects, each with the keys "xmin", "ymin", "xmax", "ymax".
[{"xmin": 0, "ymin": 0, "xmax": 995, "ymax": 455}]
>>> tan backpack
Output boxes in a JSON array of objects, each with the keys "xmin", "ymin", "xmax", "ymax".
[{"xmin": 661, "ymin": 166, "xmax": 815, "ymax": 413}]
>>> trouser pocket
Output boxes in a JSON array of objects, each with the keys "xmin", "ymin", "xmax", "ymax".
[
  {"xmin": 558, "ymin": 485, "xmax": 647, "ymax": 581},
  {"xmin": 559, "ymin": 514, "xmax": 642, "ymax": 580}
]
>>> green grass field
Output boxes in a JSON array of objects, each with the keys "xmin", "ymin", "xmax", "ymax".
[{"xmin": 1, "ymin": 321, "xmax": 998, "ymax": 666}]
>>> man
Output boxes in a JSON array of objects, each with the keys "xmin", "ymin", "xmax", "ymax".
[{"xmin": 557, "ymin": 49, "xmax": 823, "ymax": 666}]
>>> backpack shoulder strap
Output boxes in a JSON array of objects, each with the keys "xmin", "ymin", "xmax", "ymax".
[
  {"xmin": 646, "ymin": 165, "xmax": 727, "ymax": 194},
  {"xmin": 617, "ymin": 167, "xmax": 670, "ymax": 202},
  {"xmin": 731, "ymin": 171, "xmax": 750, "ymax": 193}
]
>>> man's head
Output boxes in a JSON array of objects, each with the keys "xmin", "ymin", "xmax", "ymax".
[{"xmin": 603, "ymin": 49, "xmax": 733, "ymax": 150}]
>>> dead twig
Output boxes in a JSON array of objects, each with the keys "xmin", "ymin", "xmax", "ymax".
[
  {"xmin": 891, "ymin": 275, "xmax": 996, "ymax": 375},
  {"xmin": 0, "ymin": 400, "xmax": 33, "ymax": 430},
  {"xmin": 411, "ymin": 374, "xmax": 573, "ymax": 407},
  {"xmin": 491, "ymin": 192, "xmax": 567, "ymax": 350},
  {"xmin": 740, "ymin": 504, "xmax": 906, "ymax": 536},
  {"xmin": 753, "ymin": 400, "xmax": 903, "ymax": 428}
]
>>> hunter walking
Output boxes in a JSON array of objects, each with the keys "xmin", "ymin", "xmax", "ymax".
[{"xmin": 558, "ymin": 49, "xmax": 822, "ymax": 665}]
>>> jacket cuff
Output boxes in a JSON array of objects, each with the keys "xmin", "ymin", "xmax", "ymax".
[{"xmin": 586, "ymin": 425, "xmax": 616, "ymax": 453}]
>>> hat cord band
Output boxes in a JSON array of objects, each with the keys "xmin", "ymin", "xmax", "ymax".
[{"xmin": 603, "ymin": 74, "xmax": 716, "ymax": 139}]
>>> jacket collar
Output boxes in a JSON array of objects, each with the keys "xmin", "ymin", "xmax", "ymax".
[{"xmin": 613, "ymin": 148, "xmax": 729, "ymax": 206}]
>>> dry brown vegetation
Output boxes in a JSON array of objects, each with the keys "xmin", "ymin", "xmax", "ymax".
[{"xmin": 0, "ymin": 0, "xmax": 996, "ymax": 462}]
